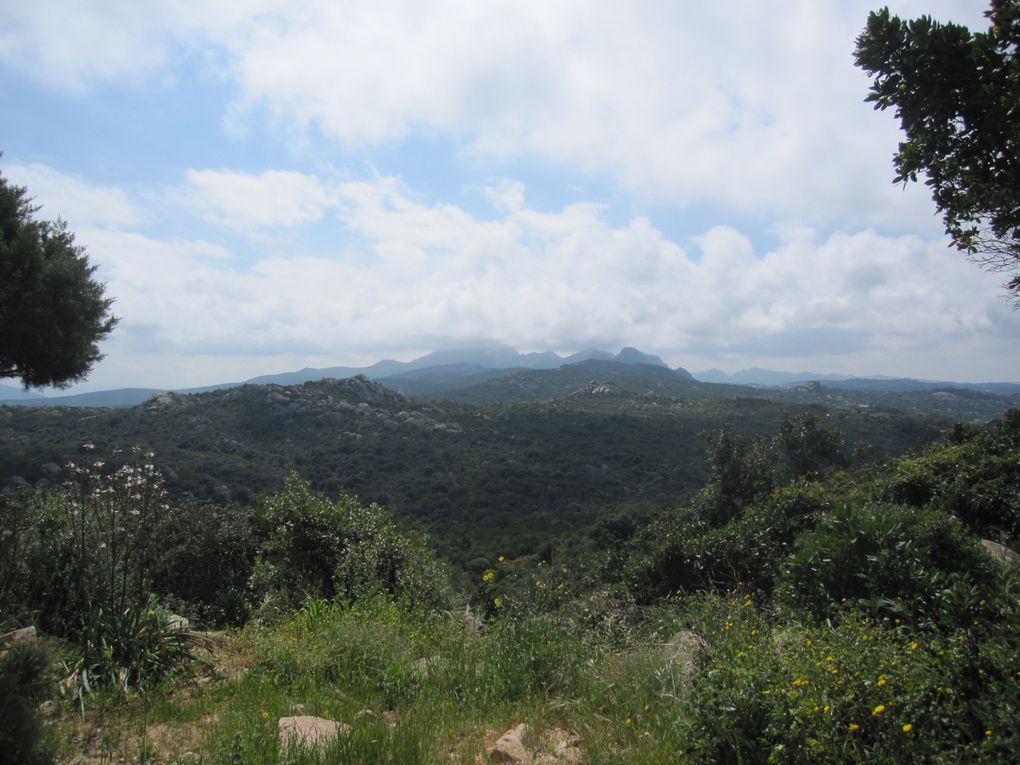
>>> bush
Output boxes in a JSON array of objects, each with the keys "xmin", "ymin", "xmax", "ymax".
[
  {"xmin": 646, "ymin": 592, "xmax": 1020, "ymax": 764},
  {"xmin": 148, "ymin": 499, "xmax": 257, "ymax": 626},
  {"xmin": 252, "ymin": 475, "xmax": 453, "ymax": 611},
  {"xmin": 626, "ymin": 482, "xmax": 834, "ymax": 601},
  {"xmin": 0, "ymin": 489, "xmax": 69, "ymax": 633},
  {"xmin": 0, "ymin": 641, "xmax": 54, "ymax": 765},
  {"xmin": 1, "ymin": 448, "xmax": 209, "ymax": 702},
  {"xmin": 777, "ymin": 502, "xmax": 999, "ymax": 626},
  {"xmin": 877, "ymin": 410, "xmax": 1020, "ymax": 545}
]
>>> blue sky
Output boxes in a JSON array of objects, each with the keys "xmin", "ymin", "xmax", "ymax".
[{"xmin": 2, "ymin": 0, "xmax": 1018, "ymax": 392}]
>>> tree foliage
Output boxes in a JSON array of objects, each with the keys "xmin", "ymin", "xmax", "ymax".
[
  {"xmin": 0, "ymin": 165, "xmax": 118, "ymax": 388},
  {"xmin": 855, "ymin": 1, "xmax": 1020, "ymax": 298}
]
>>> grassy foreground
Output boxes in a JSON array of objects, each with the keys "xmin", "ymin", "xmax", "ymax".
[{"xmin": 12, "ymin": 583, "xmax": 1018, "ymax": 764}]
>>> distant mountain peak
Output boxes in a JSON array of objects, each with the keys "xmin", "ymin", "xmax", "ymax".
[{"xmin": 614, "ymin": 347, "xmax": 668, "ymax": 368}]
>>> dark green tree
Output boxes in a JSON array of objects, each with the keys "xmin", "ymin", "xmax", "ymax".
[
  {"xmin": 0, "ymin": 164, "xmax": 118, "ymax": 388},
  {"xmin": 778, "ymin": 412, "xmax": 847, "ymax": 479},
  {"xmin": 855, "ymin": 2, "xmax": 1020, "ymax": 298}
]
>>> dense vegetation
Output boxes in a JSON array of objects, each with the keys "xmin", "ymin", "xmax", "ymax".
[
  {"xmin": 0, "ymin": 371, "xmax": 957, "ymax": 570},
  {"xmin": 1, "ymin": 384, "xmax": 1018, "ymax": 761}
]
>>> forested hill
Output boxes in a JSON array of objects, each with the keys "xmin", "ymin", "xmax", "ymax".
[
  {"xmin": 375, "ymin": 359, "xmax": 1020, "ymax": 421},
  {"xmin": 0, "ymin": 372, "xmax": 947, "ymax": 565},
  {"xmin": 387, "ymin": 359, "xmax": 696, "ymax": 403}
]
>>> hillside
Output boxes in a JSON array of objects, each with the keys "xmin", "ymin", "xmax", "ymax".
[
  {"xmin": 3, "ymin": 403, "xmax": 1018, "ymax": 765},
  {"xmin": 0, "ymin": 374, "xmax": 943, "ymax": 566},
  {"xmin": 399, "ymin": 359, "xmax": 695, "ymax": 404}
]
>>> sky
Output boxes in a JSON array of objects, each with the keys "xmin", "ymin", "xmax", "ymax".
[{"xmin": 2, "ymin": 0, "xmax": 1018, "ymax": 392}]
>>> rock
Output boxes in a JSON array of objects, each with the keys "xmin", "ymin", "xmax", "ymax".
[
  {"xmin": 663, "ymin": 630, "xmax": 708, "ymax": 681},
  {"xmin": 354, "ymin": 708, "xmax": 376, "ymax": 720},
  {"xmin": 277, "ymin": 715, "xmax": 350, "ymax": 755},
  {"xmin": 981, "ymin": 539, "xmax": 1020, "ymax": 568},
  {"xmin": 572, "ymin": 381, "xmax": 625, "ymax": 398},
  {"xmin": 382, "ymin": 710, "xmax": 400, "ymax": 727},
  {"xmin": 2, "ymin": 626, "xmax": 38, "ymax": 645},
  {"xmin": 166, "ymin": 614, "xmax": 190, "ymax": 631},
  {"xmin": 145, "ymin": 392, "xmax": 181, "ymax": 411},
  {"xmin": 490, "ymin": 724, "xmax": 531, "ymax": 764}
]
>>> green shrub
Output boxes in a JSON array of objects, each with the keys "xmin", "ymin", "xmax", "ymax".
[
  {"xmin": 0, "ymin": 489, "xmax": 70, "ymax": 633},
  {"xmin": 62, "ymin": 605, "xmax": 209, "ymax": 706},
  {"xmin": 578, "ymin": 591, "xmax": 1020, "ymax": 764},
  {"xmin": 667, "ymin": 595, "xmax": 1018, "ymax": 763},
  {"xmin": 626, "ymin": 481, "xmax": 834, "ymax": 601},
  {"xmin": 149, "ymin": 499, "xmax": 257, "ymax": 626},
  {"xmin": 0, "ymin": 641, "xmax": 54, "ymax": 765},
  {"xmin": 877, "ymin": 410, "xmax": 1020, "ymax": 545},
  {"xmin": 252, "ymin": 474, "xmax": 453, "ymax": 611},
  {"xmin": 0, "ymin": 448, "xmax": 210, "ymax": 703},
  {"xmin": 777, "ymin": 502, "xmax": 999, "ymax": 626}
]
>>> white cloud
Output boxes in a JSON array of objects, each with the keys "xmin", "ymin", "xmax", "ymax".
[
  {"xmin": 0, "ymin": 1, "xmax": 992, "ymax": 233},
  {"xmin": 3, "ymin": 162, "xmax": 141, "ymax": 228},
  {"xmin": 59, "ymin": 169, "xmax": 1019, "ymax": 389},
  {"xmin": 182, "ymin": 168, "xmax": 333, "ymax": 228}
]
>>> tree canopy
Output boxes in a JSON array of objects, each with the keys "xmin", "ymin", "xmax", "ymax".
[
  {"xmin": 0, "ymin": 165, "xmax": 118, "ymax": 388},
  {"xmin": 854, "ymin": 1, "xmax": 1020, "ymax": 299}
]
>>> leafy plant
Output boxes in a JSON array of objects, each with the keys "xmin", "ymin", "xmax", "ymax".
[
  {"xmin": 0, "ymin": 640, "xmax": 55, "ymax": 765},
  {"xmin": 62, "ymin": 605, "xmax": 209, "ymax": 708},
  {"xmin": 777, "ymin": 502, "xmax": 999, "ymax": 626},
  {"xmin": 252, "ymin": 474, "xmax": 453, "ymax": 611}
]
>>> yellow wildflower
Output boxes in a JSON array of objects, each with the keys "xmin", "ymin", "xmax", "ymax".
[
  {"xmin": 872, "ymin": 705, "xmax": 886, "ymax": 716},
  {"xmin": 902, "ymin": 723, "xmax": 913, "ymax": 733},
  {"xmin": 849, "ymin": 723, "xmax": 860, "ymax": 732},
  {"xmin": 482, "ymin": 569, "xmax": 495, "ymax": 582}
]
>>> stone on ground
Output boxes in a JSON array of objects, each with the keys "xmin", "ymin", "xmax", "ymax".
[
  {"xmin": 277, "ymin": 715, "xmax": 350, "ymax": 755},
  {"xmin": 490, "ymin": 724, "xmax": 531, "ymax": 764}
]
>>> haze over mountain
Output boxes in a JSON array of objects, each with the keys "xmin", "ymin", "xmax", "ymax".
[
  {"xmin": 0, "ymin": 346, "xmax": 671, "ymax": 407},
  {"xmin": 694, "ymin": 368, "xmax": 1020, "ymax": 395}
]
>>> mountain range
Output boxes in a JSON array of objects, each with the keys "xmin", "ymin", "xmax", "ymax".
[
  {"xmin": 2, "ymin": 345, "xmax": 1019, "ymax": 408},
  {"xmin": 0, "ymin": 346, "xmax": 669, "ymax": 407}
]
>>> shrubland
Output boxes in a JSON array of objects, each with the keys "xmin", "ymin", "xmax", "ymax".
[{"xmin": 0, "ymin": 409, "xmax": 1017, "ymax": 762}]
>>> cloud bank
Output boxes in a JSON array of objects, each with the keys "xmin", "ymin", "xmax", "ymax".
[{"xmin": 32, "ymin": 165, "xmax": 1011, "ymax": 388}]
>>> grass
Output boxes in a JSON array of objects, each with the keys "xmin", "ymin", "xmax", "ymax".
[{"xmin": 33, "ymin": 583, "xmax": 1019, "ymax": 764}]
